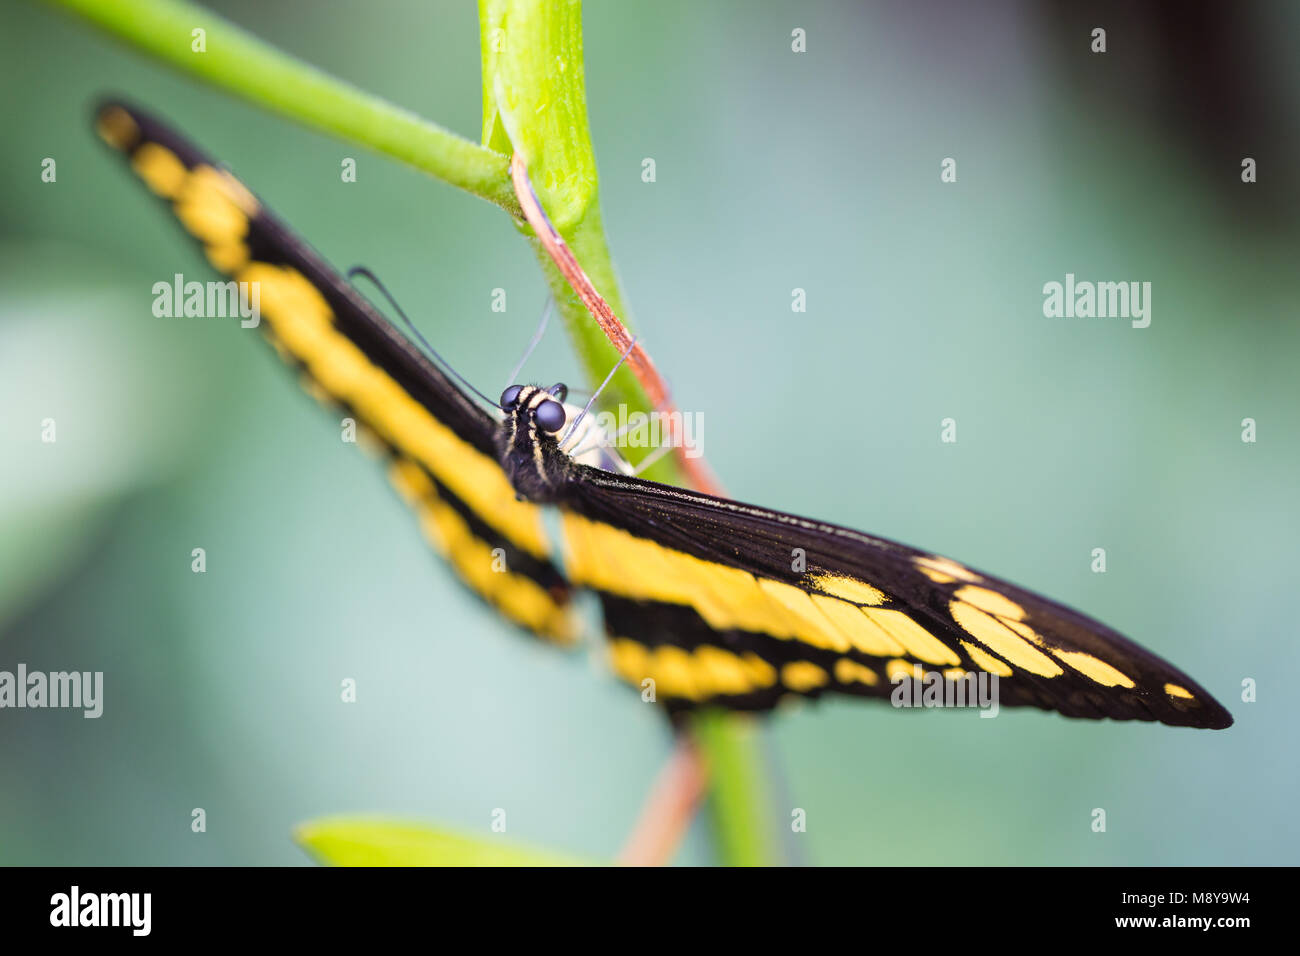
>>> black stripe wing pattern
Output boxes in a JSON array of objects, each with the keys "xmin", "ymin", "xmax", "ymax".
[
  {"xmin": 95, "ymin": 100, "xmax": 578, "ymax": 644},
  {"xmin": 560, "ymin": 468, "xmax": 1232, "ymax": 728}
]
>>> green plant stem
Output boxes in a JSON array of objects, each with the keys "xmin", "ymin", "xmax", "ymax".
[
  {"xmin": 48, "ymin": 0, "xmax": 520, "ymax": 214},
  {"xmin": 478, "ymin": 0, "xmax": 662, "ymax": 462},
  {"xmin": 691, "ymin": 712, "xmax": 778, "ymax": 866},
  {"xmin": 480, "ymin": 1, "xmax": 777, "ymax": 865}
]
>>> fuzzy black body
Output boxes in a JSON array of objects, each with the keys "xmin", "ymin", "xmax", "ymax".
[{"xmin": 495, "ymin": 385, "xmax": 576, "ymax": 503}]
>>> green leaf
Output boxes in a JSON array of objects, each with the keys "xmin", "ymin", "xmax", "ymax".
[
  {"xmin": 294, "ymin": 818, "xmax": 595, "ymax": 867},
  {"xmin": 0, "ymin": 245, "xmax": 207, "ymax": 629}
]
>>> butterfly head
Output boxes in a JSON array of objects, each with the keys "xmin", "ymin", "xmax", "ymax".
[
  {"xmin": 496, "ymin": 383, "xmax": 574, "ymax": 502},
  {"xmin": 499, "ymin": 382, "xmax": 568, "ymax": 433}
]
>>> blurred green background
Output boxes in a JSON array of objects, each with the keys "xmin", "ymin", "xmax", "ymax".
[{"xmin": 1, "ymin": 0, "xmax": 1296, "ymax": 865}]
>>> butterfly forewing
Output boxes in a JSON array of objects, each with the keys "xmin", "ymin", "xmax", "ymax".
[
  {"xmin": 563, "ymin": 468, "xmax": 1232, "ymax": 728},
  {"xmin": 95, "ymin": 100, "xmax": 578, "ymax": 644}
]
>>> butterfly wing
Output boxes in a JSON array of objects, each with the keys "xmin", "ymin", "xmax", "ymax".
[
  {"xmin": 561, "ymin": 466, "xmax": 1233, "ymax": 728},
  {"xmin": 95, "ymin": 100, "xmax": 577, "ymax": 643}
]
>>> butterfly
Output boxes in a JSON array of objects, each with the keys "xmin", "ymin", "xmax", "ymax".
[{"xmin": 94, "ymin": 99, "xmax": 1232, "ymax": 730}]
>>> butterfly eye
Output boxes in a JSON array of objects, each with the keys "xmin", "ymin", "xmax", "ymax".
[
  {"xmin": 500, "ymin": 385, "xmax": 524, "ymax": 408},
  {"xmin": 535, "ymin": 399, "xmax": 566, "ymax": 433},
  {"xmin": 548, "ymin": 382, "xmax": 568, "ymax": 403}
]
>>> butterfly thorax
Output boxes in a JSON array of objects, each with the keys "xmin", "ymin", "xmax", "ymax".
[{"xmin": 495, "ymin": 385, "xmax": 575, "ymax": 503}]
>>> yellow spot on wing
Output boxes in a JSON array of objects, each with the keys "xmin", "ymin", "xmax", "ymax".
[
  {"xmin": 686, "ymin": 562, "xmax": 773, "ymax": 635},
  {"xmin": 810, "ymin": 595, "xmax": 899, "ymax": 655},
  {"xmin": 175, "ymin": 166, "xmax": 250, "ymax": 245},
  {"xmin": 205, "ymin": 240, "xmax": 250, "ymax": 273},
  {"xmin": 757, "ymin": 579, "xmax": 850, "ymax": 652},
  {"xmin": 696, "ymin": 647, "xmax": 763, "ymax": 696},
  {"xmin": 1164, "ymin": 683, "xmax": 1194, "ymax": 699},
  {"xmin": 949, "ymin": 600, "xmax": 1063, "ymax": 677},
  {"xmin": 885, "ymin": 659, "xmax": 924, "ymax": 683},
  {"xmin": 915, "ymin": 555, "xmax": 980, "ymax": 584},
  {"xmin": 389, "ymin": 459, "xmax": 434, "ymax": 501},
  {"xmin": 834, "ymin": 658, "xmax": 880, "ymax": 686},
  {"xmin": 949, "ymin": 585, "xmax": 1131, "ymax": 682},
  {"xmin": 1000, "ymin": 617, "xmax": 1041, "ymax": 643},
  {"xmin": 864, "ymin": 607, "xmax": 961, "ymax": 665},
  {"xmin": 653, "ymin": 646, "xmax": 699, "ymax": 700},
  {"xmin": 608, "ymin": 640, "xmax": 649, "ymax": 684},
  {"xmin": 918, "ymin": 568, "xmax": 956, "ymax": 584},
  {"xmin": 781, "ymin": 661, "xmax": 830, "ymax": 692},
  {"xmin": 953, "ymin": 585, "xmax": 1025, "ymax": 621},
  {"xmin": 95, "ymin": 105, "xmax": 139, "ymax": 151},
  {"xmin": 959, "ymin": 640, "xmax": 1014, "ymax": 677},
  {"xmin": 739, "ymin": 653, "xmax": 779, "ymax": 687},
  {"xmin": 811, "ymin": 573, "xmax": 886, "ymax": 606},
  {"xmin": 1054, "ymin": 650, "xmax": 1135, "ymax": 688},
  {"xmin": 607, "ymin": 639, "xmax": 777, "ymax": 701},
  {"xmin": 131, "ymin": 142, "xmax": 187, "ymax": 199},
  {"xmin": 212, "ymin": 167, "xmax": 259, "ymax": 215},
  {"xmin": 492, "ymin": 569, "xmax": 574, "ymax": 644}
]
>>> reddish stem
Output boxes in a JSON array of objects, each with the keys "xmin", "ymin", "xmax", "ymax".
[
  {"xmin": 617, "ymin": 736, "xmax": 710, "ymax": 866},
  {"xmin": 510, "ymin": 154, "xmax": 724, "ymax": 496}
]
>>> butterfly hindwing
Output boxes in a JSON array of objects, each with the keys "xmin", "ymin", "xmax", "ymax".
[
  {"xmin": 562, "ymin": 467, "xmax": 1232, "ymax": 728},
  {"xmin": 95, "ymin": 100, "xmax": 578, "ymax": 644}
]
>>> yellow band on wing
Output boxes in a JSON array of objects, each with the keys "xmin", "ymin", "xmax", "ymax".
[
  {"xmin": 107, "ymin": 129, "xmax": 572, "ymax": 641},
  {"xmin": 389, "ymin": 460, "xmax": 576, "ymax": 644},
  {"xmin": 566, "ymin": 512, "xmax": 949, "ymax": 668},
  {"xmin": 110, "ymin": 135, "xmax": 551, "ymax": 564}
]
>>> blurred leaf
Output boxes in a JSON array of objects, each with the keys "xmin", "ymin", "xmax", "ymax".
[
  {"xmin": 0, "ymin": 242, "xmax": 208, "ymax": 628},
  {"xmin": 294, "ymin": 817, "xmax": 594, "ymax": 867}
]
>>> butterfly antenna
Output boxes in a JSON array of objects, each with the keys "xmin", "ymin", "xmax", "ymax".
[
  {"xmin": 504, "ymin": 296, "xmax": 553, "ymax": 391},
  {"xmin": 561, "ymin": 335, "xmax": 638, "ymax": 447},
  {"xmin": 347, "ymin": 267, "xmax": 502, "ymax": 411}
]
